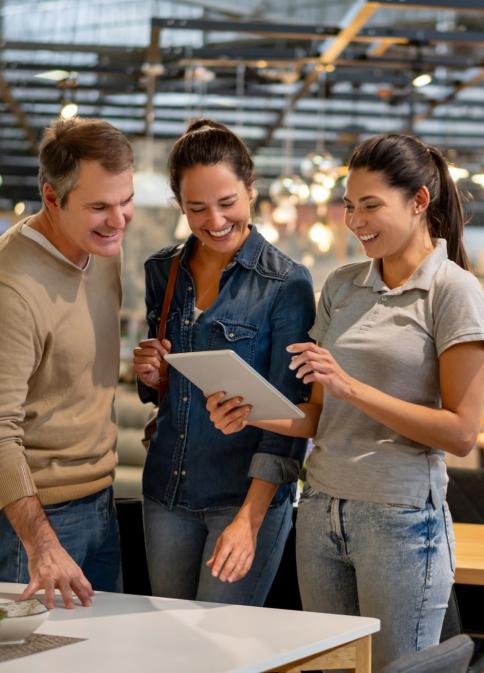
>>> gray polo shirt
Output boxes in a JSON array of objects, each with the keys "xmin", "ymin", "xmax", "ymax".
[{"xmin": 308, "ymin": 239, "xmax": 484, "ymax": 509}]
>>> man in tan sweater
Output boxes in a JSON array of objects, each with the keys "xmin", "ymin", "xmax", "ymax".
[{"xmin": 0, "ymin": 118, "xmax": 134, "ymax": 608}]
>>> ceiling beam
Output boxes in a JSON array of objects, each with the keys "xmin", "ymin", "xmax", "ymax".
[
  {"xmin": 414, "ymin": 68, "xmax": 484, "ymax": 123},
  {"xmin": 0, "ymin": 74, "xmax": 38, "ymax": 155},
  {"xmin": 251, "ymin": 0, "xmax": 380, "ymax": 152},
  {"xmin": 144, "ymin": 21, "xmax": 163, "ymax": 136},
  {"xmin": 1, "ymin": 40, "xmax": 145, "ymax": 58},
  {"xmin": 373, "ymin": 0, "xmax": 484, "ymax": 9},
  {"xmin": 151, "ymin": 17, "xmax": 339, "ymax": 40}
]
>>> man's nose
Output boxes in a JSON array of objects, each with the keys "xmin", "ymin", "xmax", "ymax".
[{"xmin": 107, "ymin": 206, "xmax": 127, "ymax": 229}]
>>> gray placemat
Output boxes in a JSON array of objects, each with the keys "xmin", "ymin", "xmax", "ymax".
[{"xmin": 0, "ymin": 633, "xmax": 85, "ymax": 663}]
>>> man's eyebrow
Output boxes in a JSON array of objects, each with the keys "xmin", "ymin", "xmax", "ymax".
[{"xmin": 85, "ymin": 192, "xmax": 134, "ymax": 207}]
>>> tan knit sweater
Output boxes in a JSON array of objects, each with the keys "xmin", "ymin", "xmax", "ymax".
[{"xmin": 0, "ymin": 222, "xmax": 121, "ymax": 507}]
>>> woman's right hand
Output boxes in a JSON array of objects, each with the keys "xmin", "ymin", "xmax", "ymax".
[
  {"xmin": 206, "ymin": 392, "xmax": 252, "ymax": 435},
  {"xmin": 133, "ymin": 338, "xmax": 172, "ymax": 389}
]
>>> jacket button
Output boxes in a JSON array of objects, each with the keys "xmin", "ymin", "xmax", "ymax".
[
  {"xmin": 179, "ymin": 433, "xmax": 185, "ymax": 439},
  {"xmin": 181, "ymin": 470, "xmax": 186, "ymax": 476},
  {"xmin": 173, "ymin": 469, "xmax": 178, "ymax": 476},
  {"xmin": 184, "ymin": 319, "xmax": 190, "ymax": 326},
  {"xmin": 229, "ymin": 332, "xmax": 235, "ymax": 338},
  {"xmin": 182, "ymin": 396, "xmax": 188, "ymax": 402}
]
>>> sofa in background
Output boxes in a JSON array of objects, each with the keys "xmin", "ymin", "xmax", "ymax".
[
  {"xmin": 114, "ymin": 384, "xmax": 153, "ymax": 499},
  {"xmin": 113, "ymin": 384, "xmax": 154, "ymax": 594}
]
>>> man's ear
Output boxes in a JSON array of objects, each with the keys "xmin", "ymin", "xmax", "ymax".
[{"xmin": 42, "ymin": 183, "xmax": 61, "ymax": 213}]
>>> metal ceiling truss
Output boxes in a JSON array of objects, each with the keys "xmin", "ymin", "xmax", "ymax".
[{"xmin": 1, "ymin": 0, "xmax": 484, "ymax": 210}]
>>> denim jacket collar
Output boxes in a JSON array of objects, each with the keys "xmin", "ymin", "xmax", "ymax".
[{"xmin": 177, "ymin": 225, "xmax": 287, "ymax": 280}]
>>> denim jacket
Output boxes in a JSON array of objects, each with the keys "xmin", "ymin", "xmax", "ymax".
[{"xmin": 140, "ymin": 226, "xmax": 315, "ymax": 511}]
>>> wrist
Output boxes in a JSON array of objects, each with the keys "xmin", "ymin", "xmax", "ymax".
[
  {"xmin": 234, "ymin": 507, "xmax": 264, "ymax": 532},
  {"xmin": 343, "ymin": 376, "xmax": 363, "ymax": 402},
  {"xmin": 23, "ymin": 521, "xmax": 60, "ymax": 555}
]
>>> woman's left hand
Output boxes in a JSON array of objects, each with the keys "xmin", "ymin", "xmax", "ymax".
[
  {"xmin": 287, "ymin": 342, "xmax": 356, "ymax": 400},
  {"xmin": 206, "ymin": 516, "xmax": 257, "ymax": 583},
  {"xmin": 206, "ymin": 392, "xmax": 252, "ymax": 435}
]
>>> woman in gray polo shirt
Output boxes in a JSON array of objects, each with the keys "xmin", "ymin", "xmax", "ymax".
[{"xmin": 207, "ymin": 133, "xmax": 484, "ymax": 672}]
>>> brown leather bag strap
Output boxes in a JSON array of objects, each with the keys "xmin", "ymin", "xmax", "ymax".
[
  {"xmin": 157, "ymin": 250, "xmax": 182, "ymax": 342},
  {"xmin": 154, "ymin": 248, "xmax": 182, "ymax": 402}
]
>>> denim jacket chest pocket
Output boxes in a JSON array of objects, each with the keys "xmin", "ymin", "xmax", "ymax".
[{"xmin": 208, "ymin": 320, "xmax": 258, "ymax": 366}]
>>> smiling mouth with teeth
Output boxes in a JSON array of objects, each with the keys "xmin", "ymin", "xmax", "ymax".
[
  {"xmin": 95, "ymin": 231, "xmax": 119, "ymax": 238},
  {"xmin": 208, "ymin": 225, "xmax": 233, "ymax": 238},
  {"xmin": 360, "ymin": 233, "xmax": 379, "ymax": 242}
]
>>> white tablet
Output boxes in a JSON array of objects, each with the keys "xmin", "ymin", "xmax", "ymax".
[{"xmin": 164, "ymin": 349, "xmax": 305, "ymax": 421}]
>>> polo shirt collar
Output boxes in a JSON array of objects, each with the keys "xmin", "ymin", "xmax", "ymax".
[{"xmin": 353, "ymin": 238, "xmax": 448, "ymax": 293}]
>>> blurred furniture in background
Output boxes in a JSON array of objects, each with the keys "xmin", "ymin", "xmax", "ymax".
[
  {"xmin": 380, "ymin": 635, "xmax": 474, "ymax": 673},
  {"xmin": 114, "ymin": 385, "xmax": 152, "ymax": 499},
  {"xmin": 454, "ymin": 524, "xmax": 484, "ymax": 587},
  {"xmin": 114, "ymin": 385, "xmax": 153, "ymax": 594},
  {"xmin": 444, "ymin": 468, "xmax": 484, "ymax": 673}
]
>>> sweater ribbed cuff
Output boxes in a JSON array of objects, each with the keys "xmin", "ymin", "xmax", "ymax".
[{"xmin": 0, "ymin": 463, "xmax": 37, "ymax": 510}]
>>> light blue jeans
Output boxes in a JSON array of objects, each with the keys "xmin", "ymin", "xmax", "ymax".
[
  {"xmin": 0, "ymin": 487, "xmax": 122, "ymax": 592},
  {"xmin": 143, "ymin": 495, "xmax": 293, "ymax": 605},
  {"xmin": 296, "ymin": 487, "xmax": 455, "ymax": 673}
]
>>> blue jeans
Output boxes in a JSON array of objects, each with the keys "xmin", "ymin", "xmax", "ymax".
[
  {"xmin": 143, "ymin": 495, "xmax": 293, "ymax": 605},
  {"xmin": 0, "ymin": 487, "xmax": 122, "ymax": 592},
  {"xmin": 296, "ymin": 488, "xmax": 455, "ymax": 673}
]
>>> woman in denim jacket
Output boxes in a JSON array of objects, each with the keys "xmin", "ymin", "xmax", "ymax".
[{"xmin": 133, "ymin": 119, "xmax": 315, "ymax": 605}]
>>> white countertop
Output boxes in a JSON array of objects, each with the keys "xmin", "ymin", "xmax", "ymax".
[{"xmin": 0, "ymin": 583, "xmax": 379, "ymax": 673}]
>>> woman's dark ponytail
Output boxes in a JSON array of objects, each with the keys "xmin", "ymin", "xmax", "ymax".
[{"xmin": 426, "ymin": 147, "xmax": 470, "ymax": 270}]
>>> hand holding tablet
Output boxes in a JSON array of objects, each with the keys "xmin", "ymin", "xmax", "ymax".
[{"xmin": 164, "ymin": 349, "xmax": 304, "ymax": 421}]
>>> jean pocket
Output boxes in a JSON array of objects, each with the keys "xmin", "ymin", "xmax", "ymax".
[
  {"xmin": 44, "ymin": 500, "xmax": 74, "ymax": 514},
  {"xmin": 443, "ymin": 501, "xmax": 456, "ymax": 574},
  {"xmin": 385, "ymin": 503, "xmax": 422, "ymax": 511}
]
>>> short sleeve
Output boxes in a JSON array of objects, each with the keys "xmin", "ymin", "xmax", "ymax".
[
  {"xmin": 432, "ymin": 266, "xmax": 484, "ymax": 357},
  {"xmin": 309, "ymin": 272, "xmax": 334, "ymax": 344}
]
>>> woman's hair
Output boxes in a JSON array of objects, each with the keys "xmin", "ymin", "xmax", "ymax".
[
  {"xmin": 348, "ymin": 133, "xmax": 470, "ymax": 270},
  {"xmin": 168, "ymin": 118, "xmax": 255, "ymax": 203}
]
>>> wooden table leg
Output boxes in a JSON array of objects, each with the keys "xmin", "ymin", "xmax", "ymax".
[{"xmin": 267, "ymin": 634, "xmax": 372, "ymax": 673}]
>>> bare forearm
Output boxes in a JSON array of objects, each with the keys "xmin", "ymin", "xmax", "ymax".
[
  {"xmin": 3, "ymin": 497, "xmax": 94, "ymax": 609},
  {"xmin": 235, "ymin": 479, "xmax": 278, "ymax": 531},
  {"xmin": 347, "ymin": 380, "xmax": 478, "ymax": 456},
  {"xmin": 250, "ymin": 402, "xmax": 321, "ymax": 438},
  {"xmin": 3, "ymin": 496, "xmax": 59, "ymax": 554}
]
